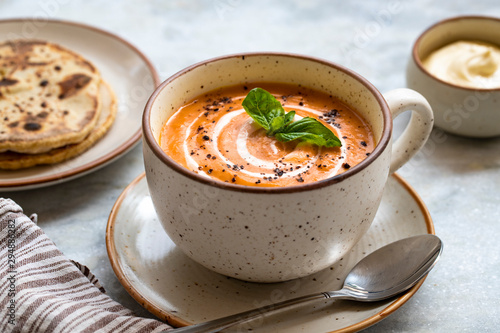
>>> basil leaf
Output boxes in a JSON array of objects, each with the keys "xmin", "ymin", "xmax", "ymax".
[
  {"xmin": 241, "ymin": 88, "xmax": 285, "ymax": 131},
  {"xmin": 276, "ymin": 132, "xmax": 336, "ymax": 147},
  {"xmin": 276, "ymin": 117, "xmax": 342, "ymax": 147},
  {"xmin": 266, "ymin": 111, "xmax": 296, "ymax": 136},
  {"xmin": 283, "ymin": 110, "xmax": 295, "ymax": 126},
  {"xmin": 242, "ymin": 88, "xmax": 342, "ymax": 148},
  {"xmin": 269, "ymin": 116, "xmax": 285, "ymax": 135}
]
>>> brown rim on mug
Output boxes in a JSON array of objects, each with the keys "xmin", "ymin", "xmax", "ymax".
[
  {"xmin": 142, "ymin": 52, "xmax": 392, "ymax": 194},
  {"xmin": 412, "ymin": 15, "xmax": 500, "ymax": 92}
]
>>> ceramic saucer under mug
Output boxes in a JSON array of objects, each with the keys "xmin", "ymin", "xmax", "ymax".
[{"xmin": 106, "ymin": 173, "xmax": 434, "ymax": 332}]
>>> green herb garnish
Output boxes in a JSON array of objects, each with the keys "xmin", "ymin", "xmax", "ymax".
[{"xmin": 241, "ymin": 87, "xmax": 342, "ymax": 148}]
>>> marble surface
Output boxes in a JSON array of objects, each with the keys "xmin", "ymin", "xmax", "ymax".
[{"xmin": 1, "ymin": 0, "xmax": 500, "ymax": 332}]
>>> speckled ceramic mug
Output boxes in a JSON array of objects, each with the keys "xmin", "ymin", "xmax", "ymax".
[{"xmin": 143, "ymin": 53, "xmax": 433, "ymax": 282}]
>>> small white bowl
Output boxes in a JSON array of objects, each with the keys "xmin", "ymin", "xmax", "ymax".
[{"xmin": 407, "ymin": 15, "xmax": 500, "ymax": 138}]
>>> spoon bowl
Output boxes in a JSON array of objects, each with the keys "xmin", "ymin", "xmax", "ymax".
[
  {"xmin": 336, "ymin": 234, "xmax": 442, "ymax": 301},
  {"xmin": 172, "ymin": 234, "xmax": 442, "ymax": 333}
]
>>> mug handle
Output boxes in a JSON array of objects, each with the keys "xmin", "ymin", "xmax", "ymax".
[{"xmin": 383, "ymin": 88, "xmax": 434, "ymax": 174}]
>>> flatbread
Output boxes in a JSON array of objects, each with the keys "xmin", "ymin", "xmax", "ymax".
[
  {"xmin": 0, "ymin": 80, "xmax": 117, "ymax": 170},
  {"xmin": 0, "ymin": 40, "xmax": 102, "ymax": 154}
]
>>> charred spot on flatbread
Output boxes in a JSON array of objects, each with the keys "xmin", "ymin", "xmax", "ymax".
[
  {"xmin": 2, "ymin": 40, "xmax": 51, "ymax": 70},
  {"xmin": 23, "ymin": 122, "xmax": 41, "ymax": 131},
  {"xmin": 5, "ymin": 40, "xmax": 43, "ymax": 53},
  {"xmin": 58, "ymin": 73, "xmax": 92, "ymax": 99},
  {"xmin": 0, "ymin": 78, "xmax": 18, "ymax": 86}
]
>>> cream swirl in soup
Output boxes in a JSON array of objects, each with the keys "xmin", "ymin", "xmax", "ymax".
[
  {"xmin": 160, "ymin": 83, "xmax": 374, "ymax": 187},
  {"xmin": 422, "ymin": 40, "xmax": 500, "ymax": 89}
]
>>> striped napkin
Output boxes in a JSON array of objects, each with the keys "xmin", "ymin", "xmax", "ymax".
[{"xmin": 0, "ymin": 198, "xmax": 173, "ymax": 333}]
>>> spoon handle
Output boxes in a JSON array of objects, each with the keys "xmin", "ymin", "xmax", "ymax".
[{"xmin": 169, "ymin": 291, "xmax": 348, "ymax": 333}]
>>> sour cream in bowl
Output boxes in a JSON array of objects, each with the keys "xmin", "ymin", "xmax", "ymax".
[
  {"xmin": 422, "ymin": 40, "xmax": 500, "ymax": 89},
  {"xmin": 407, "ymin": 16, "xmax": 500, "ymax": 137}
]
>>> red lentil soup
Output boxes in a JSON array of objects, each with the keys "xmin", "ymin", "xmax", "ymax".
[{"xmin": 160, "ymin": 82, "xmax": 374, "ymax": 187}]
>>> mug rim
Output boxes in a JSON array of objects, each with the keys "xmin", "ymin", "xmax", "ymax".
[
  {"xmin": 412, "ymin": 15, "xmax": 500, "ymax": 92},
  {"xmin": 142, "ymin": 52, "xmax": 392, "ymax": 194}
]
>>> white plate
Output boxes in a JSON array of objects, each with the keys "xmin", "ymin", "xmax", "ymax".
[
  {"xmin": 106, "ymin": 173, "xmax": 434, "ymax": 332},
  {"xmin": 0, "ymin": 19, "xmax": 160, "ymax": 191}
]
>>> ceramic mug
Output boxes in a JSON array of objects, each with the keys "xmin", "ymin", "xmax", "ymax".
[
  {"xmin": 407, "ymin": 15, "xmax": 500, "ymax": 138},
  {"xmin": 142, "ymin": 53, "xmax": 433, "ymax": 283}
]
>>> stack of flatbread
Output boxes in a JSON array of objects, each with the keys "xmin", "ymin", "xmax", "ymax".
[{"xmin": 0, "ymin": 40, "xmax": 117, "ymax": 169}]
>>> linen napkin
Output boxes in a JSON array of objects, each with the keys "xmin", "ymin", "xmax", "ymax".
[{"xmin": 0, "ymin": 198, "xmax": 173, "ymax": 333}]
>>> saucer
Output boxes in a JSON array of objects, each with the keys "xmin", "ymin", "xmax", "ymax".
[{"xmin": 106, "ymin": 173, "xmax": 434, "ymax": 332}]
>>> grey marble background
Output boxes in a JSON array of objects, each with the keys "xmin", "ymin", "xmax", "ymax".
[{"xmin": 1, "ymin": 0, "xmax": 500, "ymax": 332}]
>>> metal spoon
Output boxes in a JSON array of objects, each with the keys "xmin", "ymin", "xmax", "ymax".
[{"xmin": 170, "ymin": 234, "xmax": 442, "ymax": 333}]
